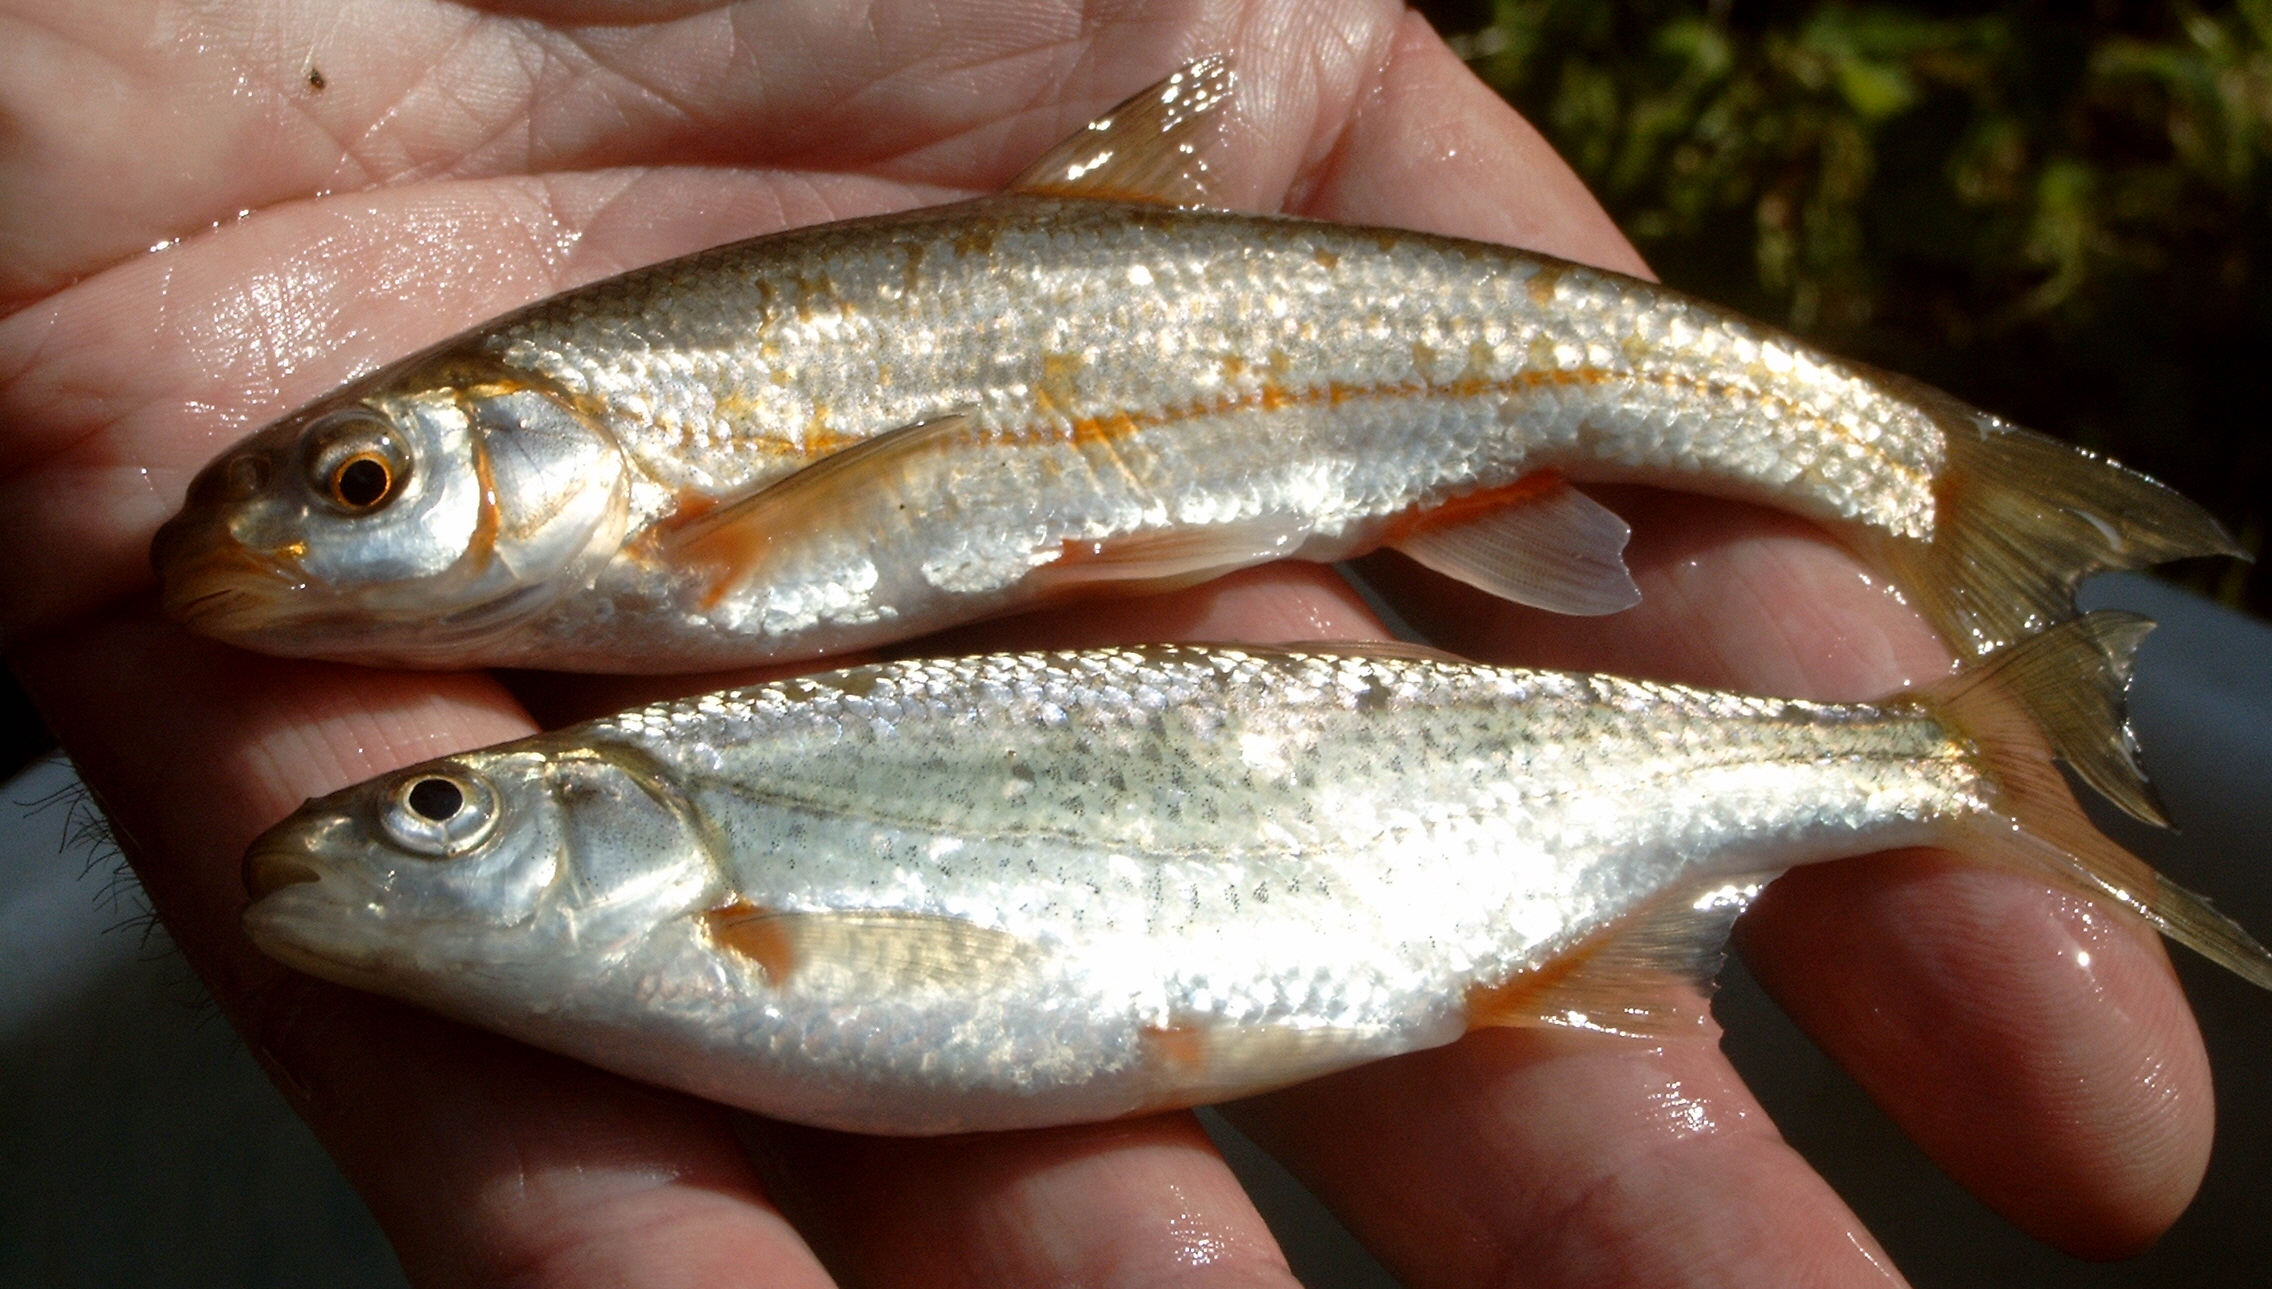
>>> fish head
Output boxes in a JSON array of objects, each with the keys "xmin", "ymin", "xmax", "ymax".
[
  {"xmin": 153, "ymin": 358, "xmax": 630, "ymax": 666},
  {"xmin": 242, "ymin": 743, "xmax": 722, "ymax": 1007}
]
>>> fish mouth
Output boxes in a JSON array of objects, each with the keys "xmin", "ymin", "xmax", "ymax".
[
  {"xmin": 244, "ymin": 840, "xmax": 325, "ymax": 899},
  {"xmin": 152, "ymin": 523, "xmax": 312, "ymax": 635},
  {"xmin": 239, "ymin": 841, "xmax": 391, "ymax": 989}
]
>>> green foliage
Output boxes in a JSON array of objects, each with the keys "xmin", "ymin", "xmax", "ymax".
[{"xmin": 1423, "ymin": 0, "xmax": 2272, "ymax": 613}]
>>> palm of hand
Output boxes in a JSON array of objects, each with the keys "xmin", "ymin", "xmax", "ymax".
[{"xmin": 0, "ymin": 3, "xmax": 2213, "ymax": 1285}]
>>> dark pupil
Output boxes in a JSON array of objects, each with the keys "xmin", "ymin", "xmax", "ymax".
[
  {"xmin": 407, "ymin": 777, "xmax": 465, "ymax": 822},
  {"xmin": 335, "ymin": 456, "xmax": 391, "ymax": 507}
]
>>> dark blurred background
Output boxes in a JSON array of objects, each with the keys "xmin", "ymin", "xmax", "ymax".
[{"xmin": 1418, "ymin": 0, "xmax": 2270, "ymax": 614}]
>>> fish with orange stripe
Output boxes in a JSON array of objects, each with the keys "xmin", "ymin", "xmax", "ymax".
[{"xmin": 155, "ymin": 58, "xmax": 2237, "ymax": 696}]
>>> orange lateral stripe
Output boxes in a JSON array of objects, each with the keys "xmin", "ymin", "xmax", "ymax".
[
  {"xmin": 705, "ymin": 365, "xmax": 1920, "ymax": 488},
  {"xmin": 1032, "ymin": 366, "xmax": 1921, "ymax": 483}
]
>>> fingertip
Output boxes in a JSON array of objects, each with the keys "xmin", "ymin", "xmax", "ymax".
[{"xmin": 1742, "ymin": 853, "xmax": 2212, "ymax": 1258}]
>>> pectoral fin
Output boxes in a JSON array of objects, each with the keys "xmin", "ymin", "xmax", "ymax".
[
  {"xmin": 661, "ymin": 413, "xmax": 976, "ymax": 607},
  {"xmin": 1466, "ymin": 874, "xmax": 1774, "ymax": 1039},
  {"xmin": 1390, "ymin": 474, "xmax": 1642, "ymax": 616},
  {"xmin": 705, "ymin": 901, "xmax": 1040, "ymax": 992},
  {"xmin": 1006, "ymin": 55, "xmax": 1233, "ymax": 208}
]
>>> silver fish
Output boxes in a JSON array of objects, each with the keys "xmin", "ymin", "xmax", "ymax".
[
  {"xmin": 240, "ymin": 614, "xmax": 2272, "ymax": 1136},
  {"xmin": 155, "ymin": 62, "xmax": 2236, "ymax": 739}
]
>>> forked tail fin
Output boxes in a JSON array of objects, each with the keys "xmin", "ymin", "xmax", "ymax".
[
  {"xmin": 1865, "ymin": 403, "xmax": 2243, "ymax": 667},
  {"xmin": 1926, "ymin": 611, "xmax": 2272, "ymax": 991}
]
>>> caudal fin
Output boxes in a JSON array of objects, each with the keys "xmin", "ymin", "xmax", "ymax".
[
  {"xmin": 1868, "ymin": 404, "xmax": 2243, "ymax": 664},
  {"xmin": 1926, "ymin": 612, "xmax": 2272, "ymax": 991}
]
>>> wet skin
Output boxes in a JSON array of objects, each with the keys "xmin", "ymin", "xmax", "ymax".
[{"xmin": 0, "ymin": 2, "xmax": 2219, "ymax": 1287}]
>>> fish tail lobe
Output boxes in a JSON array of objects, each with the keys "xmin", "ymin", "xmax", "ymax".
[
  {"xmin": 1925, "ymin": 610, "xmax": 2272, "ymax": 991},
  {"xmin": 1868, "ymin": 414, "xmax": 2243, "ymax": 664}
]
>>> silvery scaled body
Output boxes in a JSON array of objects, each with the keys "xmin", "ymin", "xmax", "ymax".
[{"xmin": 243, "ymin": 640, "xmax": 2127, "ymax": 1136}]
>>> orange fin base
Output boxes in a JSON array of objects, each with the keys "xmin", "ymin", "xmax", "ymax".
[
  {"xmin": 1466, "ymin": 875, "xmax": 1769, "ymax": 1039},
  {"xmin": 1029, "ymin": 514, "xmax": 1306, "ymax": 598},
  {"xmin": 661, "ymin": 412, "xmax": 976, "ymax": 610},
  {"xmin": 703, "ymin": 900, "xmax": 1040, "ymax": 991}
]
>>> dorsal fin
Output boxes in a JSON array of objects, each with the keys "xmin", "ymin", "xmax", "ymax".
[{"xmin": 1006, "ymin": 55, "xmax": 1234, "ymax": 208}]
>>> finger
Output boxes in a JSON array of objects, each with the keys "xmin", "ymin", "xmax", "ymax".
[
  {"xmin": 1228, "ymin": 1028, "xmax": 1908, "ymax": 1288},
  {"xmin": 1284, "ymin": 10, "xmax": 1649, "ymax": 273},
  {"xmin": 1, "ymin": 0, "xmax": 1400, "ymax": 302},
  {"xmin": 1739, "ymin": 854, "xmax": 2210, "ymax": 1258},
  {"xmin": 1356, "ymin": 485, "xmax": 1952, "ymax": 696},
  {"xmin": 1356, "ymin": 488, "xmax": 2216, "ymax": 1254},
  {"xmin": 1291, "ymin": 40, "xmax": 2213, "ymax": 1247},
  {"xmin": 14, "ymin": 609, "xmax": 835, "ymax": 1289},
  {"xmin": 748, "ymin": 1114, "xmax": 1300, "ymax": 1289}
]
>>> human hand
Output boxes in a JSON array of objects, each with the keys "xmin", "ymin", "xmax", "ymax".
[{"xmin": 0, "ymin": 2, "xmax": 2212, "ymax": 1286}]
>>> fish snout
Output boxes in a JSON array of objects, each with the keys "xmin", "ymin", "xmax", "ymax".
[{"xmin": 152, "ymin": 507, "xmax": 309, "ymax": 630}]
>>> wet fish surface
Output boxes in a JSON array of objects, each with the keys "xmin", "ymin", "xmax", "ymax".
[
  {"xmin": 241, "ymin": 615, "xmax": 2272, "ymax": 1135},
  {"xmin": 156, "ymin": 60, "xmax": 2238, "ymax": 710}
]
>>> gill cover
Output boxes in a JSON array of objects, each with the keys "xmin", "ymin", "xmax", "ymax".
[
  {"xmin": 154, "ymin": 359, "xmax": 629, "ymax": 664},
  {"xmin": 243, "ymin": 744, "xmax": 718, "ymax": 1004}
]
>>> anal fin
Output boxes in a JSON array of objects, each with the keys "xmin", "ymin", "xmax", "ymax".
[
  {"xmin": 1466, "ymin": 874, "xmax": 1774, "ymax": 1039},
  {"xmin": 1390, "ymin": 474, "xmax": 1641, "ymax": 616}
]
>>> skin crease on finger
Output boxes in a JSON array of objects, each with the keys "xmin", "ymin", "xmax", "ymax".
[
  {"xmin": 745, "ymin": 1115, "xmax": 1304, "ymax": 1289},
  {"xmin": 0, "ymin": 2, "xmax": 2222, "ymax": 1285}
]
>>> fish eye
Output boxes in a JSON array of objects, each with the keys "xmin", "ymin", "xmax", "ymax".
[
  {"xmin": 332, "ymin": 454, "xmax": 392, "ymax": 508},
  {"xmin": 303, "ymin": 408, "xmax": 411, "ymax": 515},
  {"xmin": 380, "ymin": 767, "xmax": 499, "ymax": 858}
]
